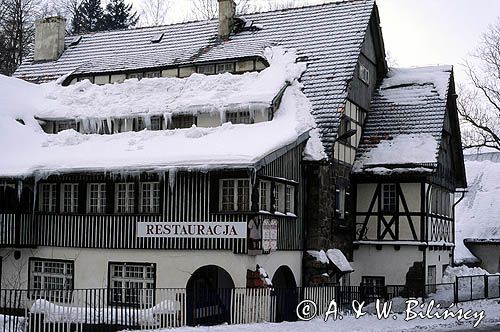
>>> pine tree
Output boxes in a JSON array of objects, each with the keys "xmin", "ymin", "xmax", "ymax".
[
  {"xmin": 73, "ymin": 0, "xmax": 104, "ymax": 33},
  {"xmin": 103, "ymin": 0, "xmax": 138, "ymax": 31}
]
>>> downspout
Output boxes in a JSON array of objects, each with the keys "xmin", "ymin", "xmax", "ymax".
[{"xmin": 451, "ymin": 189, "xmax": 467, "ymax": 265}]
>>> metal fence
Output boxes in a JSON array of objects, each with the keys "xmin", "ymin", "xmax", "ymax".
[{"xmin": 0, "ymin": 278, "xmax": 497, "ymax": 331}]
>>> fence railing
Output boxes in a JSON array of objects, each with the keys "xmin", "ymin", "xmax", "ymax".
[{"xmin": 0, "ymin": 277, "xmax": 498, "ymax": 331}]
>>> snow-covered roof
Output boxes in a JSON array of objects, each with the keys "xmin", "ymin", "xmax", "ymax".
[
  {"xmin": 455, "ymin": 153, "xmax": 500, "ymax": 264},
  {"xmin": 354, "ymin": 66, "xmax": 452, "ymax": 175},
  {"xmin": 326, "ymin": 249, "xmax": 354, "ymax": 273},
  {"xmin": 26, "ymin": 48, "xmax": 302, "ymax": 120},
  {"xmin": 0, "ymin": 48, "xmax": 315, "ymax": 178},
  {"xmin": 14, "ymin": 0, "xmax": 376, "ymax": 157}
]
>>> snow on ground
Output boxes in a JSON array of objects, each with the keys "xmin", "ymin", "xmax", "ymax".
[
  {"xmin": 121, "ymin": 299, "xmax": 500, "ymax": 332},
  {"xmin": 353, "ymin": 133, "xmax": 439, "ymax": 173},
  {"xmin": 455, "ymin": 153, "xmax": 500, "ymax": 264},
  {"xmin": 0, "ymin": 47, "xmax": 319, "ymax": 178}
]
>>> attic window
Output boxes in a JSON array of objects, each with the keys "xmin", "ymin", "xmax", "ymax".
[
  {"xmin": 145, "ymin": 71, "xmax": 161, "ymax": 78},
  {"xmin": 216, "ymin": 63, "xmax": 234, "ymax": 74},
  {"xmin": 171, "ymin": 114, "xmax": 197, "ymax": 129},
  {"xmin": 359, "ymin": 64, "xmax": 370, "ymax": 85},
  {"xmin": 197, "ymin": 65, "xmax": 215, "ymax": 75},
  {"xmin": 69, "ymin": 36, "xmax": 82, "ymax": 46},
  {"xmin": 128, "ymin": 73, "xmax": 143, "ymax": 80},
  {"xmin": 150, "ymin": 33, "xmax": 164, "ymax": 43},
  {"xmin": 226, "ymin": 111, "xmax": 252, "ymax": 124}
]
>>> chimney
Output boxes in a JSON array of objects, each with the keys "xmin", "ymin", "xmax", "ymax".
[
  {"xmin": 34, "ymin": 16, "xmax": 66, "ymax": 62},
  {"xmin": 218, "ymin": 0, "xmax": 236, "ymax": 39}
]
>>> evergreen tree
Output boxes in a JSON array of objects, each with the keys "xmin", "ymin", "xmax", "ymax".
[
  {"xmin": 103, "ymin": 0, "xmax": 138, "ymax": 30},
  {"xmin": 73, "ymin": 0, "xmax": 104, "ymax": 33}
]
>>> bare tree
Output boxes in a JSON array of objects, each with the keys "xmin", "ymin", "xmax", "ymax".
[
  {"xmin": 0, "ymin": 0, "xmax": 41, "ymax": 75},
  {"xmin": 257, "ymin": 0, "xmax": 300, "ymax": 11},
  {"xmin": 140, "ymin": 0, "xmax": 170, "ymax": 26},
  {"xmin": 190, "ymin": 0, "xmax": 252, "ymax": 20},
  {"xmin": 459, "ymin": 18, "xmax": 500, "ymax": 151}
]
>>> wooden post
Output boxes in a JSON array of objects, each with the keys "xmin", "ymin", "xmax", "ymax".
[
  {"xmin": 454, "ymin": 277, "xmax": 459, "ymax": 303},
  {"xmin": 484, "ymin": 274, "xmax": 489, "ymax": 299}
]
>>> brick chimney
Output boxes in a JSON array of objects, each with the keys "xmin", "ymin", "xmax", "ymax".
[
  {"xmin": 34, "ymin": 16, "xmax": 66, "ymax": 62},
  {"xmin": 218, "ymin": 0, "xmax": 236, "ymax": 39}
]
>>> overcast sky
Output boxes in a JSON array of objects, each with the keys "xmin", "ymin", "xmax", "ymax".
[{"xmin": 131, "ymin": 0, "xmax": 500, "ymax": 84}]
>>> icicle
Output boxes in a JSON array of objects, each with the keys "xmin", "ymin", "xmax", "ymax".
[
  {"xmin": 144, "ymin": 115, "xmax": 151, "ymax": 130},
  {"xmin": 17, "ymin": 180, "xmax": 23, "ymax": 202},
  {"xmin": 163, "ymin": 112, "xmax": 172, "ymax": 129},
  {"xmin": 106, "ymin": 117, "xmax": 113, "ymax": 134},
  {"xmin": 168, "ymin": 169, "xmax": 177, "ymax": 192},
  {"xmin": 220, "ymin": 107, "xmax": 226, "ymax": 124},
  {"xmin": 250, "ymin": 168, "xmax": 257, "ymax": 185}
]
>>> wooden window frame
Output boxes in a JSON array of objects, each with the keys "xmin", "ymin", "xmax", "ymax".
[
  {"xmin": 39, "ymin": 183, "xmax": 57, "ymax": 213},
  {"xmin": 226, "ymin": 110, "xmax": 253, "ymax": 124},
  {"xmin": 216, "ymin": 62, "xmax": 235, "ymax": 74},
  {"xmin": 139, "ymin": 182, "xmax": 161, "ymax": 214},
  {"xmin": 87, "ymin": 183, "xmax": 107, "ymax": 214},
  {"xmin": 381, "ymin": 183, "xmax": 397, "ymax": 213},
  {"xmin": 108, "ymin": 262, "xmax": 156, "ymax": 307},
  {"xmin": 115, "ymin": 183, "xmax": 135, "ymax": 214},
  {"xmin": 219, "ymin": 178, "xmax": 251, "ymax": 212},
  {"xmin": 259, "ymin": 180, "xmax": 271, "ymax": 212},
  {"xmin": 171, "ymin": 114, "xmax": 197, "ymax": 129},
  {"xmin": 359, "ymin": 64, "xmax": 370, "ymax": 84},
  {"xmin": 28, "ymin": 257, "xmax": 74, "ymax": 303},
  {"xmin": 60, "ymin": 183, "xmax": 79, "ymax": 214}
]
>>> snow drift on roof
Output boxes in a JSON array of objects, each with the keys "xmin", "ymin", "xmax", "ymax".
[
  {"xmin": 326, "ymin": 249, "xmax": 354, "ymax": 273},
  {"xmin": 379, "ymin": 66, "xmax": 451, "ymax": 103},
  {"xmin": 28, "ymin": 47, "xmax": 303, "ymax": 120},
  {"xmin": 455, "ymin": 153, "xmax": 500, "ymax": 264},
  {"xmin": 0, "ymin": 47, "xmax": 316, "ymax": 178},
  {"xmin": 353, "ymin": 133, "xmax": 439, "ymax": 173}
]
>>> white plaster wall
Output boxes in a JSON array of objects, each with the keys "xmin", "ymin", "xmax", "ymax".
[
  {"xmin": 351, "ymin": 245, "xmax": 423, "ymax": 285},
  {"xmin": 0, "ymin": 248, "xmax": 302, "ymax": 289},
  {"xmin": 425, "ymin": 248, "xmax": 452, "ymax": 284}
]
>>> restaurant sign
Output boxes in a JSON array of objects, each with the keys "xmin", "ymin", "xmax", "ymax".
[{"xmin": 137, "ymin": 222, "xmax": 247, "ymax": 239}]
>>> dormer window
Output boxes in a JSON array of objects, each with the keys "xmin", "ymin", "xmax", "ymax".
[
  {"xmin": 226, "ymin": 111, "xmax": 252, "ymax": 124},
  {"xmin": 216, "ymin": 63, "xmax": 234, "ymax": 74},
  {"xmin": 150, "ymin": 116, "xmax": 163, "ymax": 130},
  {"xmin": 171, "ymin": 114, "xmax": 196, "ymax": 129},
  {"xmin": 128, "ymin": 73, "xmax": 143, "ymax": 80},
  {"xmin": 197, "ymin": 65, "xmax": 215, "ymax": 75},
  {"xmin": 359, "ymin": 64, "xmax": 370, "ymax": 84},
  {"xmin": 338, "ymin": 116, "xmax": 352, "ymax": 144},
  {"xmin": 145, "ymin": 71, "xmax": 161, "ymax": 78},
  {"xmin": 56, "ymin": 121, "xmax": 79, "ymax": 133}
]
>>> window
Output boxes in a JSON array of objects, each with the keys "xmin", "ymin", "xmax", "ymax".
[
  {"xmin": 335, "ymin": 187, "xmax": 345, "ymax": 218},
  {"xmin": 135, "ymin": 117, "xmax": 146, "ymax": 131},
  {"xmin": 61, "ymin": 184, "xmax": 79, "ymax": 213},
  {"xmin": 88, "ymin": 183, "xmax": 106, "ymax": 214},
  {"xmin": 381, "ymin": 184, "xmax": 397, "ymax": 213},
  {"xmin": 359, "ymin": 64, "xmax": 370, "ymax": 84},
  {"xmin": 259, "ymin": 180, "xmax": 271, "ymax": 212},
  {"xmin": 109, "ymin": 263, "xmax": 155, "ymax": 307},
  {"xmin": 361, "ymin": 276, "xmax": 385, "ymax": 302},
  {"xmin": 274, "ymin": 183, "xmax": 285, "ymax": 213},
  {"xmin": 338, "ymin": 116, "xmax": 352, "ymax": 144},
  {"xmin": 150, "ymin": 116, "xmax": 163, "ymax": 130},
  {"xmin": 77, "ymin": 76, "xmax": 94, "ymax": 83},
  {"xmin": 285, "ymin": 185, "xmax": 295, "ymax": 214},
  {"xmin": 226, "ymin": 111, "xmax": 252, "ymax": 124},
  {"xmin": 30, "ymin": 259, "xmax": 73, "ymax": 302},
  {"xmin": 140, "ymin": 182, "xmax": 160, "ymax": 214},
  {"xmin": 145, "ymin": 71, "xmax": 161, "ymax": 78},
  {"xmin": 171, "ymin": 114, "xmax": 197, "ymax": 129},
  {"xmin": 39, "ymin": 183, "xmax": 57, "ymax": 212},
  {"xmin": 56, "ymin": 121, "xmax": 78, "ymax": 133},
  {"xmin": 427, "ymin": 265, "xmax": 437, "ymax": 293},
  {"xmin": 197, "ymin": 64, "xmax": 215, "ymax": 74},
  {"xmin": 127, "ymin": 73, "xmax": 143, "ymax": 80},
  {"xmin": 216, "ymin": 63, "xmax": 234, "ymax": 74},
  {"xmin": 220, "ymin": 179, "xmax": 250, "ymax": 211},
  {"xmin": 115, "ymin": 183, "xmax": 135, "ymax": 213}
]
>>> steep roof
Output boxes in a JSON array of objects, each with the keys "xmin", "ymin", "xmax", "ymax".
[
  {"xmin": 353, "ymin": 66, "xmax": 452, "ymax": 175},
  {"xmin": 455, "ymin": 152, "xmax": 500, "ymax": 264},
  {"xmin": 14, "ymin": 0, "xmax": 376, "ymax": 156}
]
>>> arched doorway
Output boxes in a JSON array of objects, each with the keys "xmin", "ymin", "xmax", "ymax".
[
  {"xmin": 186, "ymin": 265, "xmax": 235, "ymax": 326},
  {"xmin": 272, "ymin": 265, "xmax": 298, "ymax": 322}
]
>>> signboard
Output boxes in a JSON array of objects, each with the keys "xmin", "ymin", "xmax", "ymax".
[
  {"xmin": 137, "ymin": 222, "xmax": 247, "ymax": 239},
  {"xmin": 262, "ymin": 219, "xmax": 278, "ymax": 251}
]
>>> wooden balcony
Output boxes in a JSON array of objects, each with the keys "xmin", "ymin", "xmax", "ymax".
[{"xmin": 0, "ymin": 212, "xmax": 301, "ymax": 253}]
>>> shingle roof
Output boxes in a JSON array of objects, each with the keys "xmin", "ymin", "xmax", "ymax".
[
  {"xmin": 354, "ymin": 66, "xmax": 452, "ymax": 172},
  {"xmin": 14, "ymin": 0, "xmax": 376, "ymax": 155}
]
